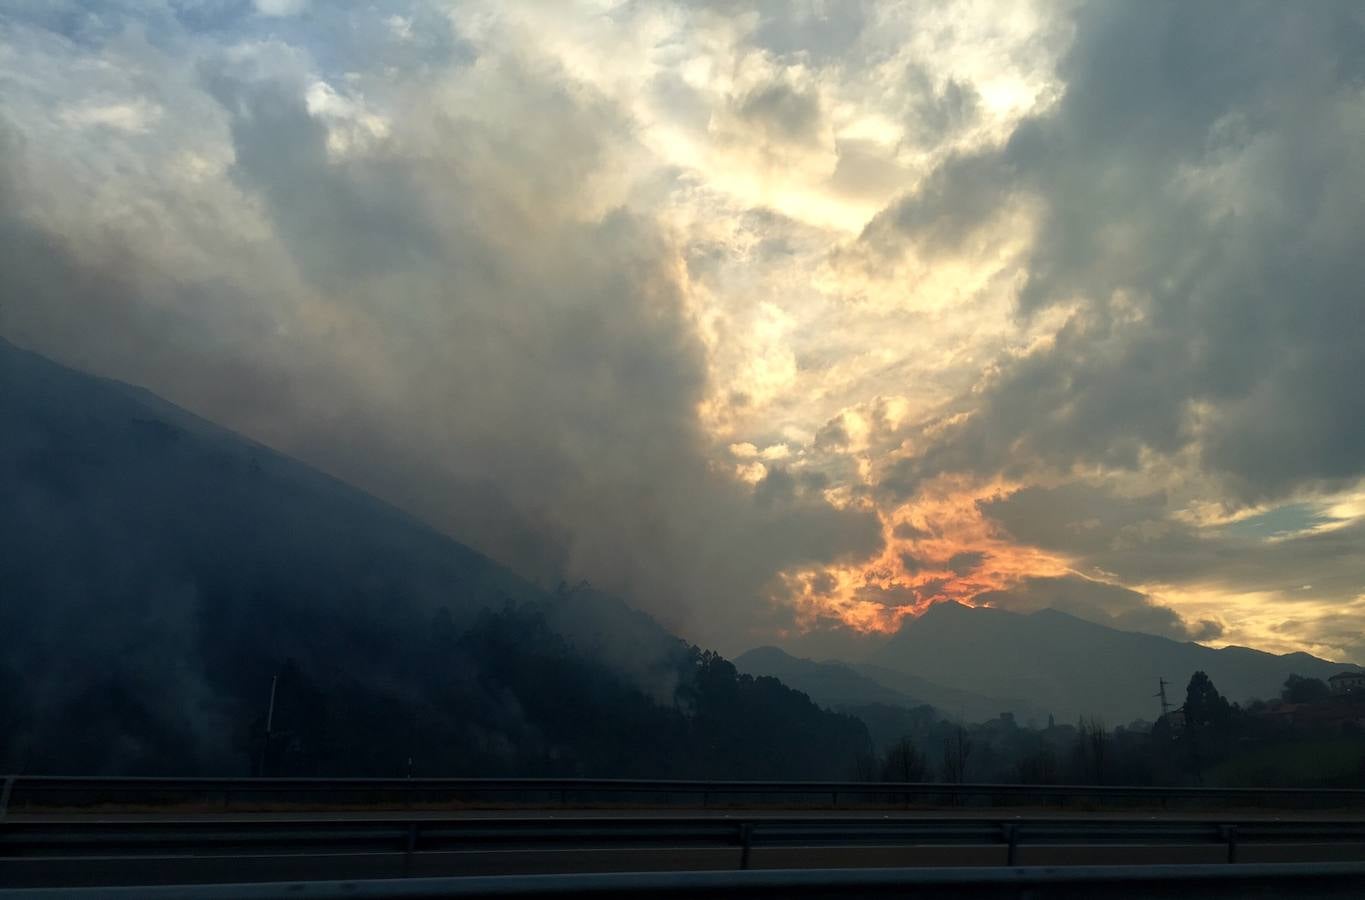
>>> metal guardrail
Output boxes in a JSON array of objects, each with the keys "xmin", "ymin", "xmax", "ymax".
[
  {"xmin": 6, "ymin": 863, "xmax": 1365, "ymax": 899},
  {"xmin": 2, "ymin": 808, "xmax": 1365, "ymax": 879},
  {"xmin": 5, "ymin": 814, "xmax": 1365, "ymax": 869},
  {"xmin": 6, "ymin": 775, "xmax": 1365, "ymax": 811},
  {"xmin": 5, "ymin": 812, "xmax": 1365, "ymax": 893}
]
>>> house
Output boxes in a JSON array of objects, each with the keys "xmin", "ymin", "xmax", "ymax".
[
  {"xmin": 1259, "ymin": 700, "xmax": 1365, "ymax": 733},
  {"xmin": 1260, "ymin": 702, "xmax": 1303, "ymax": 728},
  {"xmin": 1328, "ymin": 672, "xmax": 1365, "ymax": 695}
]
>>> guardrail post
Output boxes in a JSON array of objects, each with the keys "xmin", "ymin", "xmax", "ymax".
[
  {"xmin": 1221, "ymin": 825, "xmax": 1238, "ymax": 863},
  {"xmin": 402, "ymin": 823, "xmax": 419, "ymax": 878},
  {"xmin": 1003, "ymin": 823, "xmax": 1018, "ymax": 866},
  {"xmin": 0, "ymin": 776, "xmax": 13, "ymax": 821},
  {"xmin": 739, "ymin": 823, "xmax": 753, "ymax": 870},
  {"xmin": 831, "ymin": 790, "xmax": 838, "ymax": 808}
]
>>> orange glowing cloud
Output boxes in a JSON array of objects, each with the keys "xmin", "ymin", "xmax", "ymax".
[{"xmin": 778, "ymin": 474, "xmax": 1072, "ymax": 634}]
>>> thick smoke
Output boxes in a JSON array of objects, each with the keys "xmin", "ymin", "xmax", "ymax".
[{"xmin": 0, "ymin": 5, "xmax": 880, "ymax": 653}]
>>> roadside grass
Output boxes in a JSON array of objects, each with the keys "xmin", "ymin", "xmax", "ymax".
[{"xmin": 1207, "ymin": 737, "xmax": 1365, "ymax": 788}]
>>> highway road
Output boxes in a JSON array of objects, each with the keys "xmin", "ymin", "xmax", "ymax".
[
  {"xmin": 4, "ymin": 811, "xmax": 1365, "ymax": 889},
  {"xmin": 5, "ymin": 779, "xmax": 1364, "ymax": 895}
]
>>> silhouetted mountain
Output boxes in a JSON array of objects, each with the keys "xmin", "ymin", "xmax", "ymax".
[
  {"xmin": 870, "ymin": 602, "xmax": 1362, "ymax": 723},
  {"xmin": 735, "ymin": 647, "xmax": 915, "ymax": 708},
  {"xmin": 845, "ymin": 663, "xmax": 1050, "ymax": 726},
  {"xmin": 0, "ymin": 338, "xmax": 869, "ymax": 777},
  {"xmin": 736, "ymin": 645, "xmax": 1048, "ymax": 726}
]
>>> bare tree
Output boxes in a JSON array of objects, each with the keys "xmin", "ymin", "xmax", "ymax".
[
  {"xmin": 1074, "ymin": 716, "xmax": 1109, "ymax": 784},
  {"xmin": 1014, "ymin": 746, "xmax": 1059, "ymax": 784},
  {"xmin": 881, "ymin": 737, "xmax": 928, "ymax": 782},
  {"xmin": 853, "ymin": 751, "xmax": 880, "ymax": 782},
  {"xmin": 940, "ymin": 725, "xmax": 972, "ymax": 784}
]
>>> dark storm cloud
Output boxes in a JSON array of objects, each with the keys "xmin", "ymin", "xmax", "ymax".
[{"xmin": 866, "ymin": 1, "xmax": 1365, "ymax": 504}]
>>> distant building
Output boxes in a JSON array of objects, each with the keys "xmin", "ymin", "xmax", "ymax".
[
  {"xmin": 1259, "ymin": 700, "xmax": 1365, "ymax": 732},
  {"xmin": 1329, "ymin": 672, "xmax": 1365, "ymax": 695}
]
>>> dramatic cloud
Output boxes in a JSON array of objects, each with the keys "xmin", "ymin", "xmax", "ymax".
[
  {"xmin": 3, "ymin": 1, "xmax": 1364, "ymax": 661},
  {"xmin": 843, "ymin": 1, "xmax": 1365, "ymax": 659},
  {"xmin": 0, "ymin": 2, "xmax": 880, "ymax": 653},
  {"xmin": 868, "ymin": 3, "xmax": 1365, "ymax": 502}
]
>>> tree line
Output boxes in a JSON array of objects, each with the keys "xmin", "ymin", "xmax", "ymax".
[
  {"xmin": 5, "ymin": 587, "xmax": 1360, "ymax": 788},
  {"xmin": 851, "ymin": 670, "xmax": 1365, "ymax": 787}
]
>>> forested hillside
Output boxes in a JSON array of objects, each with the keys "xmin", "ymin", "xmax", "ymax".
[{"xmin": 0, "ymin": 339, "xmax": 868, "ymax": 777}]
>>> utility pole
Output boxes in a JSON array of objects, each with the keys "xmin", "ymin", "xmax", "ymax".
[
  {"xmin": 1155, "ymin": 677, "xmax": 1172, "ymax": 720},
  {"xmin": 259, "ymin": 673, "xmax": 278, "ymax": 777}
]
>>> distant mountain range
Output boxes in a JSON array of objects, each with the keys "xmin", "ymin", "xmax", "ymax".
[
  {"xmin": 734, "ymin": 646, "xmax": 1048, "ymax": 724},
  {"xmin": 740, "ymin": 603, "xmax": 1361, "ymax": 727},
  {"xmin": 864, "ymin": 602, "xmax": 1362, "ymax": 724},
  {"xmin": 736, "ymin": 647, "xmax": 913, "ymax": 709}
]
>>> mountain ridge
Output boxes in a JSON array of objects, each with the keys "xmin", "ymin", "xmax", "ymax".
[
  {"xmin": 0, "ymin": 337, "xmax": 869, "ymax": 777},
  {"xmin": 869, "ymin": 601, "xmax": 1361, "ymax": 723},
  {"xmin": 734, "ymin": 645, "xmax": 1050, "ymax": 726}
]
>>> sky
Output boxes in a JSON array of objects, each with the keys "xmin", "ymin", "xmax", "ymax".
[{"xmin": 2, "ymin": 0, "xmax": 1364, "ymax": 663}]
